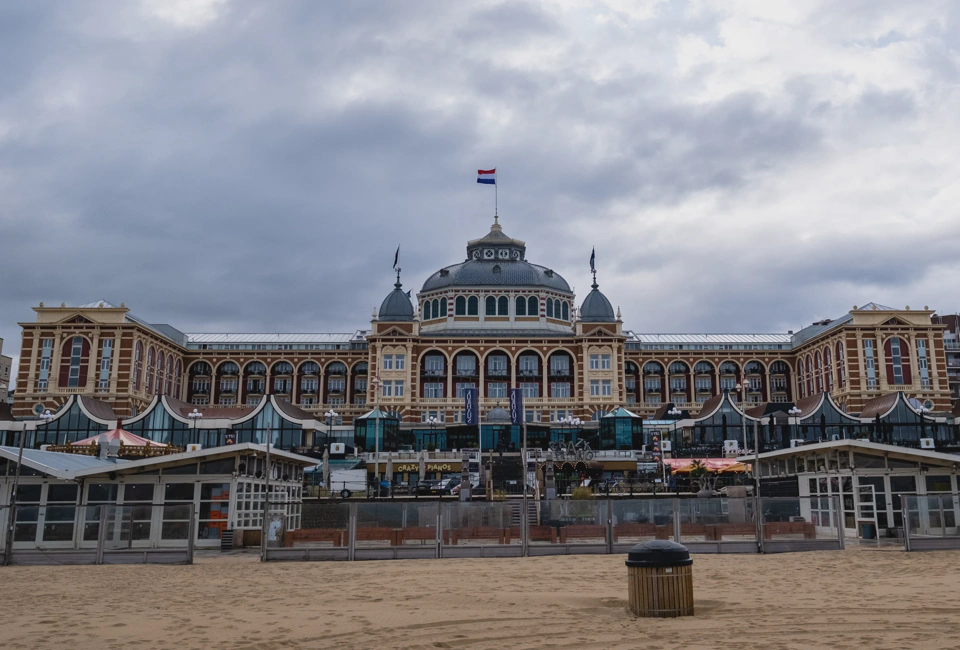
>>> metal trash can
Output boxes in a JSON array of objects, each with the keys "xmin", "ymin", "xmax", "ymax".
[
  {"xmin": 859, "ymin": 522, "xmax": 876, "ymax": 540},
  {"xmin": 625, "ymin": 540, "xmax": 694, "ymax": 618}
]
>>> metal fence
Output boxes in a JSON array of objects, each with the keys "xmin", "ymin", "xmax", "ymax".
[
  {"xmin": 0, "ymin": 504, "xmax": 195, "ymax": 566},
  {"xmin": 264, "ymin": 496, "xmax": 844, "ymax": 562},
  {"xmin": 903, "ymin": 494, "xmax": 960, "ymax": 551}
]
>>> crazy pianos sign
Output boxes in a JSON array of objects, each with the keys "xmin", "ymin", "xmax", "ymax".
[{"xmin": 396, "ymin": 463, "xmax": 457, "ymax": 473}]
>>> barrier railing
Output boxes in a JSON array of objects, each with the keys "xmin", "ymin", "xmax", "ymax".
[
  {"xmin": 2, "ymin": 504, "xmax": 194, "ymax": 566},
  {"xmin": 903, "ymin": 494, "xmax": 960, "ymax": 551},
  {"xmin": 263, "ymin": 496, "xmax": 845, "ymax": 561}
]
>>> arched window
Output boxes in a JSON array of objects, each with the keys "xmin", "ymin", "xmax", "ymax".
[
  {"xmin": 797, "ymin": 361, "xmax": 805, "ymax": 398},
  {"xmin": 455, "ymin": 296, "xmax": 466, "ymax": 315},
  {"xmin": 884, "ymin": 337, "xmax": 912, "ymax": 385},
  {"xmin": 546, "ymin": 298, "xmax": 554, "ymax": 318},
  {"xmin": 643, "ymin": 362, "xmax": 663, "ymax": 375},
  {"xmin": 836, "ymin": 342, "xmax": 845, "ymax": 387},
  {"xmin": 190, "ymin": 361, "xmax": 211, "ymax": 376},
  {"xmin": 246, "ymin": 361, "xmax": 267, "ymax": 375},
  {"xmin": 272, "ymin": 362, "xmax": 294, "ymax": 375},
  {"xmin": 133, "ymin": 341, "xmax": 143, "ymax": 391},
  {"xmin": 468, "ymin": 296, "xmax": 479, "ymax": 316},
  {"xmin": 422, "ymin": 302, "xmax": 429, "ymax": 320},
  {"xmin": 528, "ymin": 296, "xmax": 538, "ymax": 316},
  {"xmin": 694, "ymin": 361, "xmax": 713, "ymax": 375},
  {"xmin": 561, "ymin": 301, "xmax": 569, "ymax": 320},
  {"xmin": 805, "ymin": 356, "xmax": 813, "ymax": 395},
  {"xmin": 498, "ymin": 296, "xmax": 509, "ymax": 316},
  {"xmin": 719, "ymin": 361, "xmax": 738, "ymax": 376},
  {"xmin": 165, "ymin": 355, "xmax": 174, "ymax": 395},
  {"xmin": 824, "ymin": 348, "xmax": 833, "ymax": 391},
  {"xmin": 156, "ymin": 352, "xmax": 166, "ymax": 394},
  {"xmin": 431, "ymin": 299, "xmax": 439, "ymax": 320},
  {"xmin": 441, "ymin": 297, "xmax": 448, "ymax": 317},
  {"xmin": 174, "ymin": 359, "xmax": 182, "ymax": 398},
  {"xmin": 300, "ymin": 361, "xmax": 320, "ymax": 375},
  {"xmin": 59, "ymin": 336, "xmax": 90, "ymax": 389},
  {"xmin": 485, "ymin": 296, "xmax": 496, "ymax": 316},
  {"xmin": 814, "ymin": 352, "xmax": 822, "ymax": 393},
  {"xmin": 516, "ymin": 296, "xmax": 527, "ymax": 316},
  {"xmin": 145, "ymin": 347, "xmax": 155, "ymax": 393}
]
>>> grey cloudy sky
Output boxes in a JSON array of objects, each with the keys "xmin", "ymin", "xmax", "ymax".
[{"xmin": 1, "ymin": 0, "xmax": 959, "ymax": 381}]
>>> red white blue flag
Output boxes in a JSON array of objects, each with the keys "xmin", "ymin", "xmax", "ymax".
[{"xmin": 477, "ymin": 168, "xmax": 496, "ymax": 185}]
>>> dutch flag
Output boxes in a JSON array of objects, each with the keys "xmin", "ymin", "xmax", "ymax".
[{"xmin": 477, "ymin": 168, "xmax": 496, "ymax": 185}]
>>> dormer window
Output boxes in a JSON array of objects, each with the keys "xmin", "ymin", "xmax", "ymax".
[
  {"xmin": 545, "ymin": 269, "xmax": 554, "ymax": 277},
  {"xmin": 439, "ymin": 269, "xmax": 449, "ymax": 277},
  {"xmin": 498, "ymin": 249, "xmax": 509, "ymax": 259},
  {"xmin": 483, "ymin": 249, "xmax": 495, "ymax": 259},
  {"xmin": 492, "ymin": 265, "xmax": 501, "ymax": 274}
]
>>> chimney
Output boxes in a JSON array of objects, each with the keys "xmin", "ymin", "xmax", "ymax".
[{"xmin": 97, "ymin": 433, "xmax": 109, "ymax": 460}]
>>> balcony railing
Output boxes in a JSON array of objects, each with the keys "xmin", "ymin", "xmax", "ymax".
[
  {"xmin": 421, "ymin": 369, "xmax": 446, "ymax": 377},
  {"xmin": 454, "ymin": 370, "xmax": 478, "ymax": 378},
  {"xmin": 486, "ymin": 370, "xmax": 508, "ymax": 377},
  {"xmin": 518, "ymin": 369, "xmax": 541, "ymax": 377}
]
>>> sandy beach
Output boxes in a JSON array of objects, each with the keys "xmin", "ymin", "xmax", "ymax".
[{"xmin": 3, "ymin": 549, "xmax": 959, "ymax": 650}]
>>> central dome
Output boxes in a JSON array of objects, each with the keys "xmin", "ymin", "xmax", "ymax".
[{"xmin": 421, "ymin": 219, "xmax": 571, "ymax": 293}]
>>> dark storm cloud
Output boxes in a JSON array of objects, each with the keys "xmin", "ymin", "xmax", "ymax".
[{"xmin": 1, "ymin": 0, "xmax": 959, "ymax": 380}]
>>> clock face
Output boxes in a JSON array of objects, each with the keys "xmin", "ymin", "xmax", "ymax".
[
  {"xmin": 483, "ymin": 249, "xmax": 495, "ymax": 259},
  {"xmin": 512, "ymin": 250, "xmax": 520, "ymax": 259},
  {"xmin": 498, "ymin": 249, "xmax": 509, "ymax": 259},
  {"xmin": 472, "ymin": 250, "xmax": 480, "ymax": 259}
]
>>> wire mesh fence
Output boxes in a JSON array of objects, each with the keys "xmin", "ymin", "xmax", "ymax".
[{"xmin": 903, "ymin": 494, "xmax": 960, "ymax": 551}]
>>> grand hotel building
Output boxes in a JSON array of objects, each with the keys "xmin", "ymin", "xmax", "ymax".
[{"xmin": 9, "ymin": 218, "xmax": 960, "ymax": 434}]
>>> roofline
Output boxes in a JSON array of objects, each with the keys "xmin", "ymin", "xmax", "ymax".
[{"xmin": 750, "ymin": 438, "xmax": 960, "ymax": 465}]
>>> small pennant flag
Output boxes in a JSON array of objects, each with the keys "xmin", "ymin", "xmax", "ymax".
[
  {"xmin": 589, "ymin": 247, "xmax": 595, "ymax": 272},
  {"xmin": 477, "ymin": 168, "xmax": 496, "ymax": 185},
  {"xmin": 393, "ymin": 245, "xmax": 400, "ymax": 270}
]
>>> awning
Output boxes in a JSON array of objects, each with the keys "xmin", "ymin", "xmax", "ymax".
[{"xmin": 664, "ymin": 458, "xmax": 745, "ymax": 473}]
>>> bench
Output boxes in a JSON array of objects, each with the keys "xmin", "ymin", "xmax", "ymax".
[
  {"xmin": 352, "ymin": 527, "xmax": 401, "ymax": 546},
  {"xmin": 284, "ymin": 528, "xmax": 344, "ymax": 547},
  {"xmin": 710, "ymin": 523, "xmax": 757, "ymax": 540},
  {"xmin": 613, "ymin": 522, "xmax": 671, "ymax": 542},
  {"xmin": 559, "ymin": 524, "xmax": 607, "ymax": 544},
  {"xmin": 450, "ymin": 526, "xmax": 506, "ymax": 545},
  {"xmin": 763, "ymin": 521, "xmax": 816, "ymax": 539},
  {"xmin": 504, "ymin": 525, "xmax": 558, "ymax": 544},
  {"xmin": 398, "ymin": 526, "xmax": 448, "ymax": 545}
]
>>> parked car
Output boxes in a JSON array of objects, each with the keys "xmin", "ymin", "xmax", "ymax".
[
  {"xmin": 430, "ymin": 477, "xmax": 460, "ymax": 495},
  {"xmin": 415, "ymin": 479, "xmax": 440, "ymax": 495},
  {"xmin": 450, "ymin": 481, "xmax": 479, "ymax": 497}
]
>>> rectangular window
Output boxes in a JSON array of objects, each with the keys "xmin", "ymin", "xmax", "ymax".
[
  {"xmin": 551, "ymin": 382, "xmax": 571, "ymax": 398},
  {"xmin": 220, "ymin": 378, "xmax": 238, "ymax": 392},
  {"xmin": 695, "ymin": 378, "xmax": 711, "ymax": 392},
  {"xmin": 890, "ymin": 338, "xmax": 904, "ymax": 385},
  {"xmin": 382, "ymin": 380, "xmax": 393, "ymax": 397},
  {"xmin": 274, "ymin": 378, "xmax": 291, "ymax": 393},
  {"xmin": 300, "ymin": 396, "xmax": 317, "ymax": 406},
  {"xmin": 247, "ymin": 379, "xmax": 264, "ymax": 393},
  {"xmin": 719, "ymin": 377, "xmax": 736, "ymax": 391},
  {"xmin": 488, "ymin": 356, "xmax": 508, "ymax": 376},
  {"xmin": 354, "ymin": 377, "xmax": 367, "ymax": 392},
  {"xmin": 601, "ymin": 379, "xmax": 611, "ymax": 396},
  {"xmin": 329, "ymin": 397, "xmax": 345, "ymax": 405},
  {"xmin": 601, "ymin": 354, "xmax": 611, "ymax": 370},
  {"xmin": 394, "ymin": 380, "xmax": 405, "ymax": 397},
  {"xmin": 192, "ymin": 378, "xmax": 210, "ymax": 393},
  {"xmin": 455, "ymin": 382, "xmax": 476, "ymax": 398},
  {"xmin": 395, "ymin": 355, "xmax": 406, "ymax": 370},
  {"xmin": 549, "ymin": 357, "xmax": 569, "ymax": 375},
  {"xmin": 519, "ymin": 356, "xmax": 538, "ymax": 374},
  {"xmin": 864, "ymin": 339, "xmax": 877, "ymax": 388},
  {"xmin": 327, "ymin": 377, "xmax": 345, "ymax": 393},
  {"xmin": 353, "ymin": 396, "xmax": 366, "ymax": 406},
  {"xmin": 644, "ymin": 378, "xmax": 661, "ymax": 392},
  {"xmin": 589, "ymin": 354, "xmax": 599, "ymax": 370},
  {"xmin": 301, "ymin": 377, "xmax": 318, "ymax": 392},
  {"xmin": 97, "ymin": 339, "xmax": 114, "ymax": 391},
  {"xmin": 246, "ymin": 396, "xmax": 260, "ymax": 405},
  {"xmin": 625, "ymin": 378, "xmax": 636, "ymax": 390},
  {"xmin": 192, "ymin": 396, "xmax": 209, "ymax": 406},
  {"xmin": 524, "ymin": 409, "xmax": 540, "ymax": 423},
  {"xmin": 552, "ymin": 409, "xmax": 570, "ymax": 421},
  {"xmin": 488, "ymin": 382, "xmax": 507, "ymax": 398},
  {"xmin": 590, "ymin": 379, "xmax": 600, "ymax": 396},
  {"xmin": 645, "ymin": 396, "xmax": 661, "ymax": 405},
  {"xmin": 520, "ymin": 382, "xmax": 539, "ymax": 398},
  {"xmin": 67, "ymin": 337, "xmax": 84, "ymax": 387},
  {"xmin": 625, "ymin": 395, "xmax": 636, "ymax": 404},
  {"xmin": 424, "ymin": 382, "xmax": 444, "ymax": 398},
  {"xmin": 424, "ymin": 356, "xmax": 444, "ymax": 374},
  {"xmin": 917, "ymin": 339, "xmax": 930, "ymax": 388},
  {"xmin": 455, "ymin": 357, "xmax": 476, "ymax": 375},
  {"xmin": 771, "ymin": 377, "xmax": 786, "ymax": 392},
  {"xmin": 218, "ymin": 396, "xmax": 237, "ymax": 406},
  {"xmin": 383, "ymin": 354, "xmax": 394, "ymax": 370},
  {"xmin": 37, "ymin": 338, "xmax": 53, "ymax": 391},
  {"xmin": 670, "ymin": 378, "xmax": 687, "ymax": 392}
]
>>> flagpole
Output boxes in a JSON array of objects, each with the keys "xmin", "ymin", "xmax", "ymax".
[{"xmin": 495, "ymin": 172, "xmax": 498, "ymax": 217}]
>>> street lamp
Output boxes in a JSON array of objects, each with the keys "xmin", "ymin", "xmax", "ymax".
[
  {"xmin": 369, "ymin": 376, "xmax": 382, "ymax": 497},
  {"xmin": 788, "ymin": 406, "xmax": 802, "ymax": 444},
  {"xmin": 324, "ymin": 409, "xmax": 339, "ymax": 427},
  {"xmin": 426, "ymin": 415, "xmax": 439, "ymax": 452},
  {"xmin": 188, "ymin": 408, "xmax": 202, "ymax": 445},
  {"xmin": 736, "ymin": 382, "xmax": 748, "ymax": 456},
  {"xmin": 666, "ymin": 407, "xmax": 681, "ymax": 485}
]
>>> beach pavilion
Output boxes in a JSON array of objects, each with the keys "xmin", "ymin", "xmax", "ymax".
[{"xmin": 0, "ymin": 440, "xmax": 315, "ymax": 554}]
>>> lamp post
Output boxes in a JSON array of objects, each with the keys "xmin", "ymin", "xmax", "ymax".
[
  {"xmin": 788, "ymin": 406, "xmax": 802, "ymax": 444},
  {"xmin": 370, "ymin": 376, "xmax": 381, "ymax": 498},
  {"xmin": 735, "ymin": 382, "xmax": 748, "ymax": 456},
  {"xmin": 666, "ymin": 407, "xmax": 681, "ymax": 486},
  {"xmin": 188, "ymin": 408, "xmax": 202, "ymax": 446},
  {"xmin": 5, "ymin": 409, "xmax": 54, "ymax": 565},
  {"xmin": 426, "ymin": 415, "xmax": 439, "ymax": 453}
]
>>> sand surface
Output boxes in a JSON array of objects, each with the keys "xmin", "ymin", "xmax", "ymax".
[{"xmin": 3, "ymin": 549, "xmax": 960, "ymax": 649}]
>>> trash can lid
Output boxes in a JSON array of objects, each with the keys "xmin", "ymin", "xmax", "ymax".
[{"xmin": 625, "ymin": 540, "xmax": 692, "ymax": 568}]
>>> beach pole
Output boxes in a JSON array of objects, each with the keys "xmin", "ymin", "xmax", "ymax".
[
  {"xmin": 260, "ymin": 424, "xmax": 272, "ymax": 562},
  {"xmin": 521, "ymin": 421, "xmax": 528, "ymax": 557}
]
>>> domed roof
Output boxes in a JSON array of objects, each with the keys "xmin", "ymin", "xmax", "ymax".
[
  {"xmin": 378, "ymin": 282, "xmax": 414, "ymax": 321},
  {"xmin": 421, "ymin": 260, "xmax": 571, "ymax": 293},
  {"xmin": 485, "ymin": 406, "xmax": 511, "ymax": 423},
  {"xmin": 580, "ymin": 281, "xmax": 615, "ymax": 322}
]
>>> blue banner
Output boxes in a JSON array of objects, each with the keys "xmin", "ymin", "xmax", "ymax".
[
  {"xmin": 509, "ymin": 388, "xmax": 523, "ymax": 426},
  {"xmin": 464, "ymin": 388, "xmax": 479, "ymax": 426}
]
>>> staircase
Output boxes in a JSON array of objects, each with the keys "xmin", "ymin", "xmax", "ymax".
[{"xmin": 511, "ymin": 500, "xmax": 539, "ymax": 527}]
